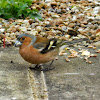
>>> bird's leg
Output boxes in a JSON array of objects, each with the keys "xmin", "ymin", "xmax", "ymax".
[
  {"xmin": 46, "ymin": 60, "xmax": 55, "ymax": 70},
  {"xmin": 49, "ymin": 60, "xmax": 54, "ymax": 66},
  {"xmin": 40, "ymin": 60, "xmax": 55, "ymax": 71},
  {"xmin": 34, "ymin": 64, "xmax": 40, "ymax": 68}
]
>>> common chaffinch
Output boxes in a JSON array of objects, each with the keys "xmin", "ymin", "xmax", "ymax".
[{"xmin": 14, "ymin": 33, "xmax": 89, "ymax": 70}]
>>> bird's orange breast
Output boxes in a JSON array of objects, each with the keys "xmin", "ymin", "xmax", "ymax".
[{"xmin": 19, "ymin": 45, "xmax": 59, "ymax": 64}]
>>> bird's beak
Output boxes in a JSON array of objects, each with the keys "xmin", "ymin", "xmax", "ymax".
[{"xmin": 14, "ymin": 40, "xmax": 22, "ymax": 47}]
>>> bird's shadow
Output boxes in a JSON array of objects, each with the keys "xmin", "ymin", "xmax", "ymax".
[{"xmin": 29, "ymin": 61, "xmax": 55, "ymax": 72}]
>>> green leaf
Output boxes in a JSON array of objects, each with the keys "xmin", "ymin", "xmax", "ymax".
[
  {"xmin": 32, "ymin": 9, "xmax": 39, "ymax": 12},
  {"xmin": 0, "ymin": 0, "xmax": 42, "ymax": 20}
]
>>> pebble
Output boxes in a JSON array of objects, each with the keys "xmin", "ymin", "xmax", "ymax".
[
  {"xmin": 0, "ymin": 25, "xmax": 2, "ymax": 28},
  {"xmin": 93, "ymin": 41, "xmax": 100, "ymax": 47},
  {"xmin": 0, "ymin": 40, "xmax": 2, "ymax": 44},
  {"xmin": 51, "ymin": 2, "xmax": 57, "ymax": 7},
  {"xmin": 72, "ymin": 15, "xmax": 77, "ymax": 21},
  {"xmin": 31, "ymin": 23, "xmax": 39, "ymax": 28},
  {"xmin": 56, "ymin": 9, "xmax": 62, "ymax": 14},
  {"xmin": 0, "ymin": 28, "xmax": 5, "ymax": 33},
  {"xmin": 20, "ymin": 27, "xmax": 27, "ymax": 32},
  {"xmin": 61, "ymin": 26, "xmax": 67, "ymax": 31},
  {"xmin": 36, "ymin": 26, "xmax": 42, "ymax": 32},
  {"xmin": 30, "ymin": 31, "xmax": 38, "ymax": 35},
  {"xmin": 93, "ymin": 7, "xmax": 100, "ymax": 14},
  {"xmin": 51, "ymin": 14, "xmax": 60, "ymax": 18}
]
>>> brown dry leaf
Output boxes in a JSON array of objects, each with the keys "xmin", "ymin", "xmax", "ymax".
[
  {"xmin": 90, "ymin": 54, "xmax": 97, "ymax": 57},
  {"xmin": 59, "ymin": 50, "xmax": 67, "ymax": 56},
  {"xmin": 95, "ymin": 49, "xmax": 100, "ymax": 53},
  {"xmin": 88, "ymin": 45, "xmax": 94, "ymax": 48},
  {"xmin": 88, "ymin": 61, "xmax": 92, "ymax": 64},
  {"xmin": 65, "ymin": 58, "xmax": 70, "ymax": 62},
  {"xmin": 69, "ymin": 49, "xmax": 78, "ymax": 57}
]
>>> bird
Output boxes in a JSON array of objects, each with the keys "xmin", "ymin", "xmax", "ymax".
[{"xmin": 14, "ymin": 33, "xmax": 89, "ymax": 70}]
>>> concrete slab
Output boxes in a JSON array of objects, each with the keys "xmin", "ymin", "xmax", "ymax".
[
  {"xmin": 0, "ymin": 47, "xmax": 33, "ymax": 100},
  {"xmin": 44, "ymin": 48, "xmax": 100, "ymax": 100}
]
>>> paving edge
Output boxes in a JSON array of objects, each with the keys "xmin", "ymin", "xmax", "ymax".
[{"xmin": 28, "ymin": 69, "xmax": 49, "ymax": 100}]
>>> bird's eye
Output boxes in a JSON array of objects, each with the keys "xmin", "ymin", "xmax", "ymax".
[{"xmin": 22, "ymin": 38, "xmax": 25, "ymax": 41}]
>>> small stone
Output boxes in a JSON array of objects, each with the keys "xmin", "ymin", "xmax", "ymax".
[
  {"xmin": 6, "ymin": 33, "xmax": 10, "ymax": 37},
  {"xmin": 55, "ymin": 0, "xmax": 60, "ymax": 2},
  {"xmin": 68, "ymin": 23, "xmax": 75, "ymax": 28},
  {"xmin": 60, "ymin": 3, "xmax": 67, "ymax": 9},
  {"xmin": 31, "ymin": 23, "xmax": 39, "ymax": 28},
  {"xmin": 0, "ymin": 34, "xmax": 4, "ymax": 39},
  {"xmin": 45, "ymin": 24, "xmax": 51, "ymax": 27},
  {"xmin": 93, "ymin": 7, "xmax": 100, "ymax": 14},
  {"xmin": 0, "ymin": 28, "xmax": 5, "ymax": 33},
  {"xmin": 81, "ymin": 20, "xmax": 88, "ymax": 24},
  {"xmin": 40, "ymin": 32, "xmax": 46, "ymax": 36},
  {"xmin": 27, "ymin": 28, "xmax": 32, "ymax": 31},
  {"xmin": 51, "ymin": 2, "xmax": 57, "ymax": 7},
  {"xmin": 61, "ymin": 0, "xmax": 66, "ymax": 3},
  {"xmin": 93, "ymin": 41, "xmax": 100, "ymax": 47},
  {"xmin": 30, "ymin": 31, "xmax": 38, "ymax": 35},
  {"xmin": 23, "ymin": 20, "xmax": 29, "ymax": 23},
  {"xmin": 88, "ymin": 0, "xmax": 93, "ymax": 1},
  {"xmin": 20, "ymin": 27, "xmax": 27, "ymax": 32},
  {"xmin": 65, "ymin": 35, "xmax": 70, "ymax": 39},
  {"xmin": 36, "ymin": 26, "xmax": 42, "ymax": 32},
  {"xmin": 51, "ymin": 14, "xmax": 60, "ymax": 18},
  {"xmin": 72, "ymin": 15, "xmax": 77, "ymax": 21},
  {"xmin": 56, "ymin": 9, "xmax": 62, "ymax": 14},
  {"xmin": 96, "ymin": 29, "xmax": 100, "ymax": 37},
  {"xmin": 36, "ymin": 5, "xmax": 41, "ymax": 10},
  {"xmin": 62, "ymin": 9, "xmax": 66, "ymax": 13},
  {"xmin": 61, "ymin": 26, "xmax": 67, "ymax": 31},
  {"xmin": 0, "ymin": 25, "xmax": 2, "ymax": 28},
  {"xmin": 6, "ymin": 41, "xmax": 12, "ymax": 46},
  {"xmin": 29, "ymin": 19, "xmax": 34, "ymax": 25},
  {"xmin": 50, "ymin": 18, "xmax": 63, "ymax": 26},
  {"xmin": 45, "ymin": 0, "xmax": 51, "ymax": 2},
  {"xmin": 67, "ymin": 30, "xmax": 79, "ymax": 36},
  {"xmin": 31, "ymin": 6, "xmax": 36, "ymax": 9},
  {"xmin": 0, "ymin": 40, "xmax": 3, "ymax": 44}
]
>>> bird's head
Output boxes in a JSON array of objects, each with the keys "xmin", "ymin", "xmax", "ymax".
[{"xmin": 14, "ymin": 33, "xmax": 36, "ymax": 47}]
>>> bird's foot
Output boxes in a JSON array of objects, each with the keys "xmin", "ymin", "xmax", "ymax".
[
  {"xmin": 29, "ymin": 64, "xmax": 55, "ymax": 71},
  {"xmin": 29, "ymin": 64, "xmax": 42, "ymax": 71}
]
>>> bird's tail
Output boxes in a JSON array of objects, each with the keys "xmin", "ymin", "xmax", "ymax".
[{"xmin": 56, "ymin": 38, "xmax": 91, "ymax": 48}]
